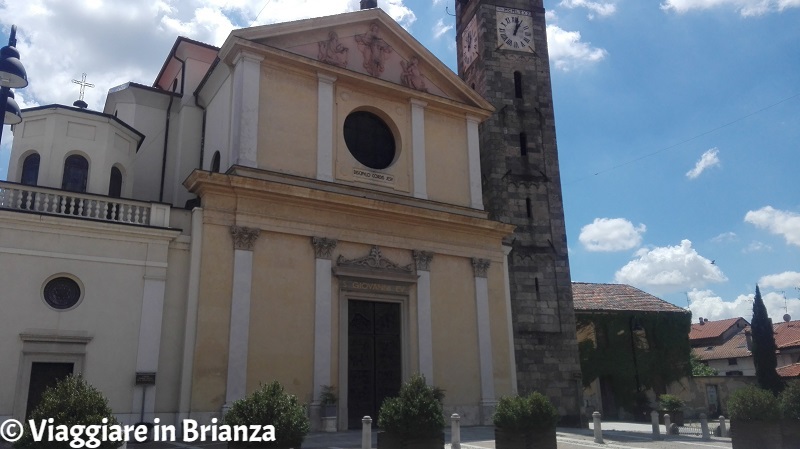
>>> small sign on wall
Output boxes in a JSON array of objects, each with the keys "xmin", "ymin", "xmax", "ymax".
[
  {"xmin": 135, "ymin": 372, "xmax": 156, "ymax": 385},
  {"xmin": 353, "ymin": 167, "xmax": 395, "ymax": 185}
]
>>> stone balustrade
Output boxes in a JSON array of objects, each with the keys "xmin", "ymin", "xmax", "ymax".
[{"xmin": 0, "ymin": 181, "xmax": 171, "ymax": 228}]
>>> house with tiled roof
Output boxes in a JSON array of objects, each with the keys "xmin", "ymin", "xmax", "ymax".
[
  {"xmin": 573, "ymin": 283, "xmax": 692, "ymax": 420},
  {"xmin": 689, "ymin": 317, "xmax": 800, "ymax": 377}
]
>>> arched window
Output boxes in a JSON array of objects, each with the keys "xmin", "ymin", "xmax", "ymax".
[
  {"xmin": 514, "ymin": 71, "xmax": 523, "ymax": 99},
  {"xmin": 108, "ymin": 167, "xmax": 122, "ymax": 198},
  {"xmin": 61, "ymin": 155, "xmax": 89, "ymax": 193},
  {"xmin": 21, "ymin": 153, "xmax": 40, "ymax": 186},
  {"xmin": 525, "ymin": 197, "xmax": 532, "ymax": 218},
  {"xmin": 211, "ymin": 151, "xmax": 221, "ymax": 173},
  {"xmin": 519, "ymin": 132, "xmax": 528, "ymax": 156}
]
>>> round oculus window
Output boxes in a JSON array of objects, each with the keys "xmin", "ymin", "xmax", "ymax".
[
  {"xmin": 43, "ymin": 277, "xmax": 82, "ymax": 310},
  {"xmin": 343, "ymin": 111, "xmax": 396, "ymax": 170}
]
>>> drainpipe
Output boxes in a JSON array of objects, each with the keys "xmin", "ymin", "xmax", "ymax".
[{"xmin": 158, "ymin": 78, "xmax": 178, "ymax": 202}]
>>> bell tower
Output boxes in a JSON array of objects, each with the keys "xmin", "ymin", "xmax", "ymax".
[{"xmin": 455, "ymin": 0, "xmax": 582, "ymax": 423}]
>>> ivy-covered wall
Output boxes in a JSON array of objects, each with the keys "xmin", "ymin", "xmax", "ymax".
[{"xmin": 578, "ymin": 311, "xmax": 692, "ymax": 414}]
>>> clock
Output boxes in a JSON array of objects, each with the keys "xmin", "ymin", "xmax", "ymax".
[
  {"xmin": 495, "ymin": 7, "xmax": 534, "ymax": 52},
  {"xmin": 461, "ymin": 14, "xmax": 479, "ymax": 69}
]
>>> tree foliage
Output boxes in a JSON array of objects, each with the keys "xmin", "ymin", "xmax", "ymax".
[
  {"xmin": 690, "ymin": 352, "xmax": 718, "ymax": 376},
  {"xmin": 578, "ymin": 312, "xmax": 692, "ymax": 413},
  {"xmin": 751, "ymin": 285, "xmax": 784, "ymax": 395}
]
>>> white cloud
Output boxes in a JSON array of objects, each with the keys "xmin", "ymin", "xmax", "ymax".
[
  {"xmin": 614, "ymin": 239, "xmax": 727, "ymax": 293},
  {"xmin": 745, "ymin": 206, "xmax": 800, "ymax": 247},
  {"xmin": 711, "ymin": 232, "xmax": 738, "ymax": 243},
  {"xmin": 559, "ymin": 0, "xmax": 617, "ymax": 18},
  {"xmin": 661, "ymin": 0, "xmax": 800, "ymax": 17},
  {"xmin": 432, "ymin": 18, "xmax": 452, "ymax": 40},
  {"xmin": 686, "ymin": 147, "xmax": 720, "ymax": 179},
  {"xmin": 743, "ymin": 241, "xmax": 772, "ymax": 253},
  {"xmin": 759, "ymin": 271, "xmax": 800, "ymax": 289},
  {"xmin": 688, "ymin": 288, "xmax": 800, "ymax": 321},
  {"xmin": 579, "ymin": 218, "xmax": 646, "ymax": 252},
  {"xmin": 546, "ymin": 25, "xmax": 608, "ymax": 71}
]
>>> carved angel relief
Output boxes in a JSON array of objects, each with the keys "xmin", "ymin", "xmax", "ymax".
[
  {"xmin": 400, "ymin": 55, "xmax": 428, "ymax": 93},
  {"xmin": 317, "ymin": 31, "xmax": 349, "ymax": 68},
  {"xmin": 355, "ymin": 22, "xmax": 393, "ymax": 77}
]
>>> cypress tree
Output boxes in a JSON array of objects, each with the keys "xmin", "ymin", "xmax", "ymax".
[{"xmin": 751, "ymin": 285, "xmax": 784, "ymax": 395}]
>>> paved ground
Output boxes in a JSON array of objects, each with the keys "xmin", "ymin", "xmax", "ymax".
[{"xmin": 1, "ymin": 422, "xmax": 733, "ymax": 449}]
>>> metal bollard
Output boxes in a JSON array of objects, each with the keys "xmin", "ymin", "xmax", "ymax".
[
  {"xmin": 700, "ymin": 413, "xmax": 710, "ymax": 441},
  {"xmin": 664, "ymin": 414, "xmax": 671, "ymax": 439},
  {"xmin": 592, "ymin": 411, "xmax": 603, "ymax": 444},
  {"xmin": 362, "ymin": 416, "xmax": 372, "ymax": 449},
  {"xmin": 718, "ymin": 415, "xmax": 727, "ymax": 437},
  {"xmin": 451, "ymin": 414, "xmax": 461, "ymax": 449},
  {"xmin": 651, "ymin": 410, "xmax": 661, "ymax": 440}
]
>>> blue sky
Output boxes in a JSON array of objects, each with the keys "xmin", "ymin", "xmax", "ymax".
[{"xmin": 1, "ymin": 0, "xmax": 798, "ymax": 322}]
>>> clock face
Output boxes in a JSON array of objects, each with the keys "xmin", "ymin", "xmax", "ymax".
[
  {"xmin": 496, "ymin": 7, "xmax": 534, "ymax": 52},
  {"xmin": 462, "ymin": 15, "xmax": 479, "ymax": 69}
]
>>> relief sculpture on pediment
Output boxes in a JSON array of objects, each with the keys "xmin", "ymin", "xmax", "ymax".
[
  {"xmin": 400, "ymin": 55, "xmax": 428, "ymax": 93},
  {"xmin": 317, "ymin": 31, "xmax": 349, "ymax": 68},
  {"xmin": 355, "ymin": 22, "xmax": 393, "ymax": 77}
]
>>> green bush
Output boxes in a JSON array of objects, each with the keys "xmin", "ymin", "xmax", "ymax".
[
  {"xmin": 377, "ymin": 374, "xmax": 445, "ymax": 440},
  {"xmin": 223, "ymin": 381, "xmax": 310, "ymax": 448},
  {"xmin": 14, "ymin": 375, "xmax": 121, "ymax": 449},
  {"xmin": 727, "ymin": 386, "xmax": 780, "ymax": 421},
  {"xmin": 778, "ymin": 380, "xmax": 800, "ymax": 420},
  {"xmin": 657, "ymin": 394, "xmax": 685, "ymax": 412},
  {"xmin": 492, "ymin": 392, "xmax": 559, "ymax": 432}
]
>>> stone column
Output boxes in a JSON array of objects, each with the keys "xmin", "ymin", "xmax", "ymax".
[
  {"xmin": 224, "ymin": 226, "xmax": 260, "ymax": 410},
  {"xmin": 310, "ymin": 237, "xmax": 337, "ymax": 430},
  {"xmin": 472, "ymin": 257, "xmax": 495, "ymax": 424},
  {"xmin": 411, "ymin": 99, "xmax": 428, "ymax": 199},
  {"xmin": 413, "ymin": 250, "xmax": 434, "ymax": 381},
  {"xmin": 316, "ymin": 74, "xmax": 336, "ymax": 182},
  {"xmin": 466, "ymin": 116, "xmax": 483, "ymax": 210},
  {"xmin": 230, "ymin": 51, "xmax": 264, "ymax": 168},
  {"xmin": 501, "ymin": 245, "xmax": 518, "ymax": 394}
]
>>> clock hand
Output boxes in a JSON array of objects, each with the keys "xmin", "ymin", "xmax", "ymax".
[{"xmin": 513, "ymin": 19, "xmax": 522, "ymax": 36}]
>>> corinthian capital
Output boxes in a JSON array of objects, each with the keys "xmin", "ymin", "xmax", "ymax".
[
  {"xmin": 311, "ymin": 237, "xmax": 338, "ymax": 260},
  {"xmin": 471, "ymin": 258, "xmax": 490, "ymax": 278},
  {"xmin": 230, "ymin": 226, "xmax": 260, "ymax": 251},
  {"xmin": 412, "ymin": 250, "xmax": 434, "ymax": 272}
]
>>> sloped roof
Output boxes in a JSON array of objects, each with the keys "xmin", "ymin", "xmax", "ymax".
[
  {"xmin": 777, "ymin": 363, "xmax": 800, "ymax": 378},
  {"xmin": 692, "ymin": 330, "xmax": 751, "ymax": 361},
  {"xmin": 572, "ymin": 283, "xmax": 687, "ymax": 313},
  {"xmin": 689, "ymin": 317, "xmax": 748, "ymax": 341},
  {"xmin": 773, "ymin": 320, "xmax": 800, "ymax": 349}
]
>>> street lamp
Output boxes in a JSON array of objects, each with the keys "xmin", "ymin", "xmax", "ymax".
[{"xmin": 0, "ymin": 25, "xmax": 28, "ymax": 146}]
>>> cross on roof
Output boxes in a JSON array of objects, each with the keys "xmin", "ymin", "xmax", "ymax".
[{"xmin": 72, "ymin": 73, "xmax": 94, "ymax": 101}]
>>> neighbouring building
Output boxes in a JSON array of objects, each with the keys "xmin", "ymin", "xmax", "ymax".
[
  {"xmin": 572, "ymin": 282, "xmax": 691, "ymax": 420},
  {"xmin": 0, "ymin": 0, "xmax": 581, "ymax": 430}
]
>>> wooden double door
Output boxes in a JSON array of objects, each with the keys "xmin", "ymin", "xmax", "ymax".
[{"xmin": 347, "ymin": 300, "xmax": 402, "ymax": 429}]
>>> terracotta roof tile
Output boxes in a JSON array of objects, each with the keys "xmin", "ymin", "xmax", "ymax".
[
  {"xmin": 773, "ymin": 320, "xmax": 800, "ymax": 349},
  {"xmin": 777, "ymin": 362, "xmax": 800, "ymax": 378},
  {"xmin": 572, "ymin": 283, "xmax": 687, "ymax": 313},
  {"xmin": 689, "ymin": 317, "xmax": 746, "ymax": 341},
  {"xmin": 692, "ymin": 330, "xmax": 752, "ymax": 361}
]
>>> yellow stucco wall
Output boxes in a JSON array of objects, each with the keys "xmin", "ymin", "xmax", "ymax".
[
  {"xmin": 424, "ymin": 110, "xmax": 470, "ymax": 206},
  {"xmin": 259, "ymin": 64, "xmax": 318, "ymax": 179}
]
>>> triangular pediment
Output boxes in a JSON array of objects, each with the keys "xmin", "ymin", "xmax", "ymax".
[{"xmin": 219, "ymin": 8, "xmax": 492, "ymax": 112}]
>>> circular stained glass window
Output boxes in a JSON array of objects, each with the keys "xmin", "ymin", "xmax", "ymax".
[
  {"xmin": 343, "ymin": 111, "xmax": 396, "ymax": 170},
  {"xmin": 43, "ymin": 277, "xmax": 82, "ymax": 310}
]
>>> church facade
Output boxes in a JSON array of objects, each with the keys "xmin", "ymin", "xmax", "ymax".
[{"xmin": 0, "ymin": 0, "xmax": 580, "ymax": 431}]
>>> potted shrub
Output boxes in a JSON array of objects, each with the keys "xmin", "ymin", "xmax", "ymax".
[
  {"xmin": 657, "ymin": 394, "xmax": 685, "ymax": 426},
  {"xmin": 493, "ymin": 392, "xmax": 558, "ymax": 449},
  {"xmin": 778, "ymin": 380, "xmax": 800, "ymax": 449},
  {"xmin": 14, "ymin": 374, "xmax": 124, "ymax": 449},
  {"xmin": 377, "ymin": 374, "xmax": 445, "ymax": 449},
  {"xmin": 320, "ymin": 385, "xmax": 338, "ymax": 433},
  {"xmin": 728, "ymin": 386, "xmax": 782, "ymax": 449},
  {"xmin": 223, "ymin": 380, "xmax": 310, "ymax": 448}
]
